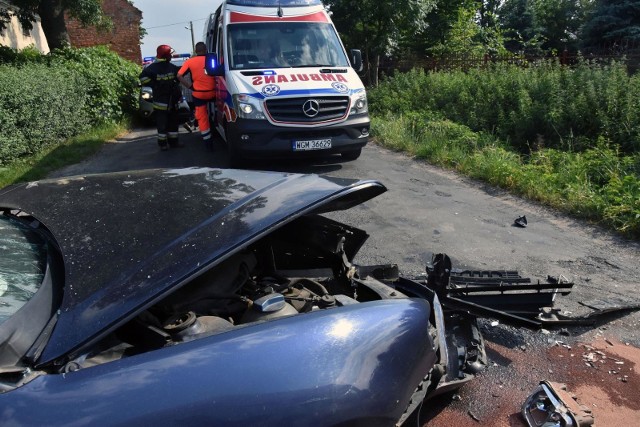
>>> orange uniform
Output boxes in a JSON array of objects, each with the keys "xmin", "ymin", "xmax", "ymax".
[{"xmin": 178, "ymin": 55, "xmax": 216, "ymax": 144}]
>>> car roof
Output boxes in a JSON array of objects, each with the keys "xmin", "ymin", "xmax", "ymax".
[{"xmin": 0, "ymin": 168, "xmax": 385, "ymax": 365}]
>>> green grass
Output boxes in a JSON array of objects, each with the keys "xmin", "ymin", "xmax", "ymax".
[
  {"xmin": 372, "ymin": 114, "xmax": 640, "ymax": 239},
  {"xmin": 370, "ymin": 62, "xmax": 640, "ymax": 239},
  {"xmin": 0, "ymin": 122, "xmax": 129, "ymax": 189}
]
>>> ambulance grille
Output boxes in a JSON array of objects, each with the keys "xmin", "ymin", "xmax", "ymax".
[{"xmin": 265, "ymin": 96, "xmax": 350, "ymax": 123}]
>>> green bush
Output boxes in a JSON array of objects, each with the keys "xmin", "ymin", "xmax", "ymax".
[
  {"xmin": 370, "ymin": 60, "xmax": 640, "ymax": 154},
  {"xmin": 0, "ymin": 64, "xmax": 90, "ymax": 163},
  {"xmin": 50, "ymin": 46, "xmax": 140, "ymax": 122},
  {"xmin": 0, "ymin": 46, "xmax": 140, "ymax": 165}
]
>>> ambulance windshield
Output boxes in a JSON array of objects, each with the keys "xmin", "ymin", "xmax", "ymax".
[{"xmin": 228, "ymin": 22, "xmax": 350, "ymax": 70}]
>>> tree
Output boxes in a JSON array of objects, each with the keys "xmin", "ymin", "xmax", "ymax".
[
  {"xmin": 499, "ymin": 0, "xmax": 543, "ymax": 54},
  {"xmin": 534, "ymin": 0, "xmax": 588, "ymax": 53},
  {"xmin": 409, "ymin": 0, "xmax": 476, "ymax": 55},
  {"xmin": 500, "ymin": 0, "xmax": 592, "ymax": 54},
  {"xmin": 325, "ymin": 0, "xmax": 437, "ymax": 86},
  {"xmin": 0, "ymin": 0, "xmax": 106, "ymax": 50},
  {"xmin": 429, "ymin": 2, "xmax": 507, "ymax": 57},
  {"xmin": 581, "ymin": 0, "xmax": 640, "ymax": 52}
]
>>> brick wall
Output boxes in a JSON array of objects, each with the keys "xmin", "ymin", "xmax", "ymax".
[{"xmin": 66, "ymin": 0, "xmax": 142, "ymax": 64}]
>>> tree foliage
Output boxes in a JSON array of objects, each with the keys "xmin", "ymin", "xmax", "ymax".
[
  {"xmin": 428, "ymin": 3, "xmax": 507, "ymax": 57},
  {"xmin": 581, "ymin": 0, "xmax": 640, "ymax": 51},
  {"xmin": 325, "ymin": 0, "xmax": 437, "ymax": 84},
  {"xmin": 410, "ymin": 0, "xmax": 476, "ymax": 54}
]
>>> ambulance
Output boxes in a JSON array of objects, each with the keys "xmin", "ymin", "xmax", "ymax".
[{"xmin": 203, "ymin": 0, "xmax": 369, "ymax": 164}]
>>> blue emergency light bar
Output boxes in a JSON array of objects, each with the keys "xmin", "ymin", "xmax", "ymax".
[
  {"xmin": 226, "ymin": 0, "xmax": 322, "ymax": 6},
  {"xmin": 142, "ymin": 53, "xmax": 190, "ymax": 63}
]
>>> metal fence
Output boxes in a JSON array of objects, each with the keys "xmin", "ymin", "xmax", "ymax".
[{"xmin": 379, "ymin": 45, "xmax": 640, "ymax": 76}]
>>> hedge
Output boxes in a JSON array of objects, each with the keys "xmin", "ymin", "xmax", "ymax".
[{"xmin": 0, "ymin": 45, "xmax": 140, "ymax": 165}]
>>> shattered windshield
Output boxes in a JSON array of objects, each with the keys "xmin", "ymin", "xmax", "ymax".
[
  {"xmin": 0, "ymin": 215, "xmax": 47, "ymax": 325},
  {"xmin": 228, "ymin": 22, "xmax": 350, "ymax": 70}
]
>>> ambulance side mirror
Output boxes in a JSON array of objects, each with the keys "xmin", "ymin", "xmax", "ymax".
[
  {"xmin": 350, "ymin": 49, "xmax": 363, "ymax": 72},
  {"xmin": 205, "ymin": 52, "xmax": 224, "ymax": 76}
]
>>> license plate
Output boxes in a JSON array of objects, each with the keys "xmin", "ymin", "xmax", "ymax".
[{"xmin": 292, "ymin": 139, "xmax": 332, "ymax": 151}]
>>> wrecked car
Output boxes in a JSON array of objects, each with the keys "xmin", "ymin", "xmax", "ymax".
[{"xmin": 0, "ymin": 168, "xmax": 574, "ymax": 426}]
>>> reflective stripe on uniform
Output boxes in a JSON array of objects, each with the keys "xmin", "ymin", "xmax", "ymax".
[
  {"xmin": 168, "ymin": 132, "xmax": 179, "ymax": 138},
  {"xmin": 153, "ymin": 102, "xmax": 169, "ymax": 110},
  {"xmin": 158, "ymin": 133, "xmax": 167, "ymax": 141}
]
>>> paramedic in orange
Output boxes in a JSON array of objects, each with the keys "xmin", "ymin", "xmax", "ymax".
[{"xmin": 178, "ymin": 42, "xmax": 216, "ymax": 149}]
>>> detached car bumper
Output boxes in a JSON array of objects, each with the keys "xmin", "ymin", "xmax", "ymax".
[{"xmin": 226, "ymin": 115, "xmax": 370, "ymax": 159}]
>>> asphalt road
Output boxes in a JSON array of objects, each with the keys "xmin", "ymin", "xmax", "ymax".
[{"xmin": 49, "ymin": 125, "xmax": 640, "ymax": 426}]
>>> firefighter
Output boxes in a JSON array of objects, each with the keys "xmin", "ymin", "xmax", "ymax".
[
  {"xmin": 177, "ymin": 42, "xmax": 216, "ymax": 150},
  {"xmin": 139, "ymin": 44, "xmax": 183, "ymax": 150}
]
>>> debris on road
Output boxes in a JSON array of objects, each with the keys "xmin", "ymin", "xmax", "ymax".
[
  {"xmin": 514, "ymin": 215, "xmax": 528, "ymax": 227},
  {"xmin": 522, "ymin": 381, "xmax": 594, "ymax": 427},
  {"xmin": 422, "ymin": 253, "xmax": 575, "ymax": 329}
]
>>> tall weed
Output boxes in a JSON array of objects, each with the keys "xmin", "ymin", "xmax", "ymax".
[
  {"xmin": 370, "ymin": 60, "xmax": 640, "ymax": 154},
  {"xmin": 372, "ymin": 114, "xmax": 640, "ymax": 238}
]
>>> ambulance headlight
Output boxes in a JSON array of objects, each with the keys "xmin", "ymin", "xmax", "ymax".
[
  {"xmin": 233, "ymin": 94, "xmax": 265, "ymax": 120},
  {"xmin": 350, "ymin": 93, "xmax": 368, "ymax": 115}
]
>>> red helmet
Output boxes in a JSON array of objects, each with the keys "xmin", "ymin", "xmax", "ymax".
[{"xmin": 156, "ymin": 44, "xmax": 174, "ymax": 60}]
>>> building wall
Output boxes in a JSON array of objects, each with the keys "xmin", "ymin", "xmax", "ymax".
[
  {"xmin": 0, "ymin": 0, "xmax": 50, "ymax": 53},
  {"xmin": 66, "ymin": 0, "xmax": 142, "ymax": 63}
]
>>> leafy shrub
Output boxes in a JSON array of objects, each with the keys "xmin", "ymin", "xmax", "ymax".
[
  {"xmin": 0, "ymin": 64, "xmax": 90, "ymax": 163},
  {"xmin": 370, "ymin": 60, "xmax": 640, "ymax": 154},
  {"xmin": 49, "ymin": 46, "xmax": 140, "ymax": 122},
  {"xmin": 0, "ymin": 46, "xmax": 140, "ymax": 165},
  {"xmin": 0, "ymin": 45, "xmax": 46, "ymax": 65}
]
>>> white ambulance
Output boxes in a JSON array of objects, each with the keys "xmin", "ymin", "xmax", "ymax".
[{"xmin": 203, "ymin": 0, "xmax": 369, "ymax": 165}]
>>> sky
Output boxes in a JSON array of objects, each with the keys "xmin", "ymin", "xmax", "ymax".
[{"xmin": 131, "ymin": 0, "xmax": 223, "ymax": 59}]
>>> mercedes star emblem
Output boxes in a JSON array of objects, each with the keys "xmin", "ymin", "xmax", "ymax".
[{"xmin": 302, "ymin": 99, "xmax": 320, "ymax": 118}]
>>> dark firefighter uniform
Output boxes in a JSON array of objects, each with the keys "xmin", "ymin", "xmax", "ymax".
[{"xmin": 139, "ymin": 44, "xmax": 182, "ymax": 150}]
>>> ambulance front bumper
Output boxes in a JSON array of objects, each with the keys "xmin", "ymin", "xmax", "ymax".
[{"xmin": 226, "ymin": 115, "xmax": 370, "ymax": 159}]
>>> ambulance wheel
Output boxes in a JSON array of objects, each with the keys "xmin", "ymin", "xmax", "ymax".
[{"xmin": 341, "ymin": 148, "xmax": 361, "ymax": 161}]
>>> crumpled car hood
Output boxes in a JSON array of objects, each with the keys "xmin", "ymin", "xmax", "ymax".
[{"xmin": 0, "ymin": 168, "xmax": 386, "ymax": 365}]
